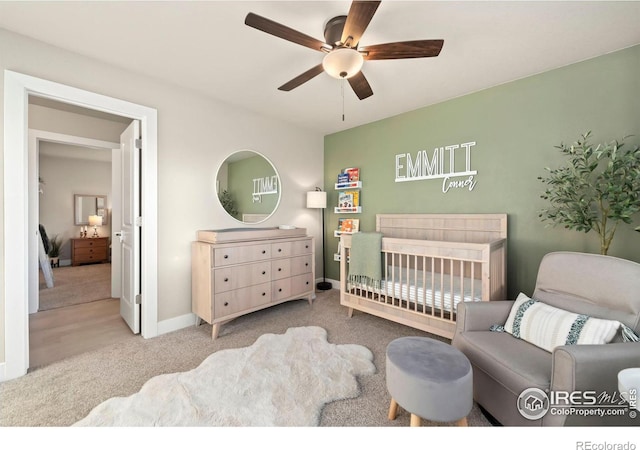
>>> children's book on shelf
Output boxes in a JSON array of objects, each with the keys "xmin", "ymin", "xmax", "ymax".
[
  {"xmin": 345, "ymin": 190, "xmax": 359, "ymax": 207},
  {"xmin": 350, "ymin": 219, "xmax": 360, "ymax": 232},
  {"xmin": 337, "ymin": 173, "xmax": 349, "ymax": 185},
  {"xmin": 342, "ymin": 219, "xmax": 354, "ymax": 233},
  {"xmin": 338, "ymin": 191, "xmax": 354, "ymax": 208},
  {"xmin": 344, "ymin": 167, "xmax": 360, "ymax": 182}
]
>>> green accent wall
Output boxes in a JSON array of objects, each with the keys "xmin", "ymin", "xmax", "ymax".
[{"xmin": 324, "ymin": 44, "xmax": 640, "ymax": 297}]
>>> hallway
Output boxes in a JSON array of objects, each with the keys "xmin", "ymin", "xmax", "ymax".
[{"xmin": 29, "ymin": 298, "xmax": 135, "ymax": 369}]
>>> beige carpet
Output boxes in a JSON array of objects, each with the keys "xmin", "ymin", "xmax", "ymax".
[
  {"xmin": 0, "ymin": 289, "xmax": 493, "ymax": 427},
  {"xmin": 38, "ymin": 263, "xmax": 112, "ymax": 311}
]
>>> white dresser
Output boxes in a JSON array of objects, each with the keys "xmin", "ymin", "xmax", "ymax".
[{"xmin": 192, "ymin": 228, "xmax": 315, "ymax": 339}]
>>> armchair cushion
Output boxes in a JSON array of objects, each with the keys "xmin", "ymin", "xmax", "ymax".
[
  {"xmin": 501, "ymin": 293, "xmax": 622, "ymax": 352},
  {"xmin": 454, "ymin": 330, "xmax": 552, "ymax": 394}
]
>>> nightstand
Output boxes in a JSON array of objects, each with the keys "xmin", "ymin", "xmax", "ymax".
[{"xmin": 70, "ymin": 237, "xmax": 109, "ymax": 266}]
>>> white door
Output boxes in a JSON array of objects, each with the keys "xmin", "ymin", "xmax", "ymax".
[{"xmin": 118, "ymin": 120, "xmax": 141, "ymax": 334}]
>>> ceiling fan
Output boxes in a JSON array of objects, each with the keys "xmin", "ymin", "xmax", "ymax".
[{"xmin": 244, "ymin": 1, "xmax": 444, "ymax": 100}]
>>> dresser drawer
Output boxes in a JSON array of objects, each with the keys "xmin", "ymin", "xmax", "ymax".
[
  {"xmin": 291, "ymin": 273, "xmax": 314, "ymax": 296},
  {"xmin": 272, "ymin": 278, "xmax": 292, "ymax": 302},
  {"xmin": 292, "ymin": 238, "xmax": 313, "ymax": 256},
  {"xmin": 271, "ymin": 241, "xmax": 292, "ymax": 258},
  {"xmin": 290, "ymin": 255, "xmax": 312, "ymax": 276},
  {"xmin": 214, "ymin": 243, "xmax": 271, "ymax": 267},
  {"xmin": 271, "ymin": 258, "xmax": 291, "ymax": 280},
  {"xmin": 213, "ymin": 261, "xmax": 271, "ymax": 293},
  {"xmin": 74, "ymin": 248, "xmax": 107, "ymax": 263},
  {"xmin": 214, "ymin": 282, "xmax": 272, "ymax": 317},
  {"xmin": 74, "ymin": 238, "xmax": 107, "ymax": 250}
]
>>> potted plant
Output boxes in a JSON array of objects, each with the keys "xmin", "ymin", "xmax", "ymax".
[
  {"xmin": 538, "ymin": 131, "xmax": 640, "ymax": 255},
  {"xmin": 219, "ymin": 190, "xmax": 239, "ymax": 219},
  {"xmin": 48, "ymin": 234, "xmax": 63, "ymax": 267}
]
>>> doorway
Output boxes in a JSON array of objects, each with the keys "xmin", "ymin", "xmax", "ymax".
[
  {"xmin": 3, "ymin": 70, "xmax": 159, "ymax": 381},
  {"xmin": 30, "ymin": 128, "xmax": 125, "ymax": 367},
  {"xmin": 30, "ymin": 129, "xmax": 122, "ymax": 314}
]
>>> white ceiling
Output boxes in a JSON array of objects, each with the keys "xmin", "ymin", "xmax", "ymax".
[{"xmin": 2, "ymin": 1, "xmax": 640, "ymax": 135}]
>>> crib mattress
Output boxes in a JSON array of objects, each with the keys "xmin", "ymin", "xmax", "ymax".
[{"xmin": 349, "ymin": 267, "xmax": 482, "ymax": 312}]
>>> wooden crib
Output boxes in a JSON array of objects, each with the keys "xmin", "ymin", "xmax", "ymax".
[{"xmin": 339, "ymin": 213, "xmax": 507, "ymax": 339}]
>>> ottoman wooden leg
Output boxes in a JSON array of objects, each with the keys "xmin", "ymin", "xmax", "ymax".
[
  {"xmin": 388, "ymin": 398, "xmax": 398, "ymax": 420},
  {"xmin": 410, "ymin": 414, "xmax": 421, "ymax": 427},
  {"xmin": 455, "ymin": 417, "xmax": 468, "ymax": 427}
]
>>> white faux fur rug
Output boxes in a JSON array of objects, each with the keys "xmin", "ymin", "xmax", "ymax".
[{"xmin": 74, "ymin": 326, "xmax": 376, "ymax": 426}]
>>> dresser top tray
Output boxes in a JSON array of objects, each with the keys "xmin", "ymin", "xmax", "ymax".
[{"xmin": 196, "ymin": 227, "xmax": 307, "ymax": 244}]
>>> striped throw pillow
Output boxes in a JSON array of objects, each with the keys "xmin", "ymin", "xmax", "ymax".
[{"xmin": 502, "ymin": 293, "xmax": 622, "ymax": 352}]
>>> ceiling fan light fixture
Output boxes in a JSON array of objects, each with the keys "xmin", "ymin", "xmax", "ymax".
[{"xmin": 322, "ymin": 48, "xmax": 364, "ymax": 79}]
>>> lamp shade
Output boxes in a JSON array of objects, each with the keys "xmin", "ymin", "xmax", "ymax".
[
  {"xmin": 306, "ymin": 191, "xmax": 327, "ymax": 209},
  {"xmin": 322, "ymin": 48, "xmax": 364, "ymax": 79},
  {"xmin": 88, "ymin": 215, "xmax": 103, "ymax": 227}
]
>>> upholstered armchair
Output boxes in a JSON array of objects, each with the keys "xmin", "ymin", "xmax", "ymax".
[{"xmin": 452, "ymin": 251, "xmax": 640, "ymax": 426}]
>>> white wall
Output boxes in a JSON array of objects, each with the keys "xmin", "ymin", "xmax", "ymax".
[
  {"xmin": 38, "ymin": 149, "xmax": 112, "ymax": 261},
  {"xmin": 0, "ymin": 28, "xmax": 324, "ymax": 364}
]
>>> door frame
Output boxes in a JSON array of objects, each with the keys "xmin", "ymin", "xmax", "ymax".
[{"xmin": 3, "ymin": 70, "xmax": 158, "ymax": 381}]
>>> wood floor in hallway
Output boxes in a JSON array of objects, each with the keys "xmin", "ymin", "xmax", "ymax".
[{"xmin": 29, "ymin": 298, "xmax": 136, "ymax": 369}]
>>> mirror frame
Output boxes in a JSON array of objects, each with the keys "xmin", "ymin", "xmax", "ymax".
[
  {"xmin": 215, "ymin": 149, "xmax": 281, "ymax": 225},
  {"xmin": 74, "ymin": 194, "xmax": 108, "ymax": 226}
]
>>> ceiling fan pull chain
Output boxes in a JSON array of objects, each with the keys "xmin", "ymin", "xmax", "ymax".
[{"xmin": 342, "ymin": 78, "xmax": 345, "ymax": 122}]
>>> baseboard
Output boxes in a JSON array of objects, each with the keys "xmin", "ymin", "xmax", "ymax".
[
  {"xmin": 324, "ymin": 278, "xmax": 340, "ymax": 289},
  {"xmin": 0, "ymin": 361, "xmax": 6, "ymax": 382},
  {"xmin": 156, "ymin": 312, "xmax": 198, "ymax": 336}
]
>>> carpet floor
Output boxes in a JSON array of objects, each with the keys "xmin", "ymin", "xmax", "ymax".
[
  {"xmin": 1, "ymin": 288, "xmax": 492, "ymax": 427},
  {"xmin": 38, "ymin": 263, "xmax": 112, "ymax": 311}
]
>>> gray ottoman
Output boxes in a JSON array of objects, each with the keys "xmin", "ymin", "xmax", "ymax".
[{"xmin": 386, "ymin": 336, "xmax": 473, "ymax": 426}]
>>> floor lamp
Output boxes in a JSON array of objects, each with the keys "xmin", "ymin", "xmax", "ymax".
[{"xmin": 307, "ymin": 188, "xmax": 332, "ymax": 291}]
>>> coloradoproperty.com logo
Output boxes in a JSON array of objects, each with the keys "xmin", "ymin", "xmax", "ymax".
[{"xmin": 517, "ymin": 387, "xmax": 637, "ymax": 420}]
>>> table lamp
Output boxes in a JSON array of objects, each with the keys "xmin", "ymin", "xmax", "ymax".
[{"xmin": 89, "ymin": 215, "xmax": 103, "ymax": 238}]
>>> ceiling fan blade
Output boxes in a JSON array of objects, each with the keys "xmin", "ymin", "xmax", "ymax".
[
  {"xmin": 278, "ymin": 64, "xmax": 325, "ymax": 91},
  {"xmin": 245, "ymin": 12, "xmax": 327, "ymax": 52},
  {"xmin": 340, "ymin": 1, "xmax": 381, "ymax": 48},
  {"xmin": 361, "ymin": 39, "xmax": 444, "ymax": 60},
  {"xmin": 348, "ymin": 71, "xmax": 373, "ymax": 100}
]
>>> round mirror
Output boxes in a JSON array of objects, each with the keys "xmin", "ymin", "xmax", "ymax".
[{"xmin": 216, "ymin": 150, "xmax": 281, "ymax": 224}]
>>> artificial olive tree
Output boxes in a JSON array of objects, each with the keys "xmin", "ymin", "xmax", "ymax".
[{"xmin": 539, "ymin": 131, "xmax": 640, "ymax": 255}]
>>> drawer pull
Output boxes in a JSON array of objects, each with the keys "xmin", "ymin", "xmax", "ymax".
[
  {"xmin": 305, "ymin": 263, "xmax": 308, "ymax": 266},
  {"xmin": 262, "ymin": 250, "xmax": 266, "ymax": 254},
  {"xmin": 278, "ymin": 288, "xmax": 282, "ymax": 292},
  {"xmin": 262, "ymin": 271, "xmax": 266, "ymax": 275},
  {"xmin": 278, "ymin": 268, "xmax": 282, "ymax": 272},
  {"xmin": 224, "ymin": 302, "xmax": 229, "ymax": 306},
  {"xmin": 224, "ymin": 254, "xmax": 229, "ymax": 259},
  {"xmin": 305, "ymin": 245, "xmax": 309, "ymax": 249},
  {"xmin": 278, "ymin": 248, "xmax": 282, "ymax": 252},
  {"xmin": 306, "ymin": 281, "xmax": 309, "ymax": 285},
  {"xmin": 224, "ymin": 277, "xmax": 229, "ymax": 282},
  {"xmin": 262, "ymin": 292, "xmax": 266, "ymax": 296}
]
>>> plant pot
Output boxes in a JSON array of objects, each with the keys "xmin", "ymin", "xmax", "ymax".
[{"xmin": 50, "ymin": 257, "xmax": 59, "ymax": 268}]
